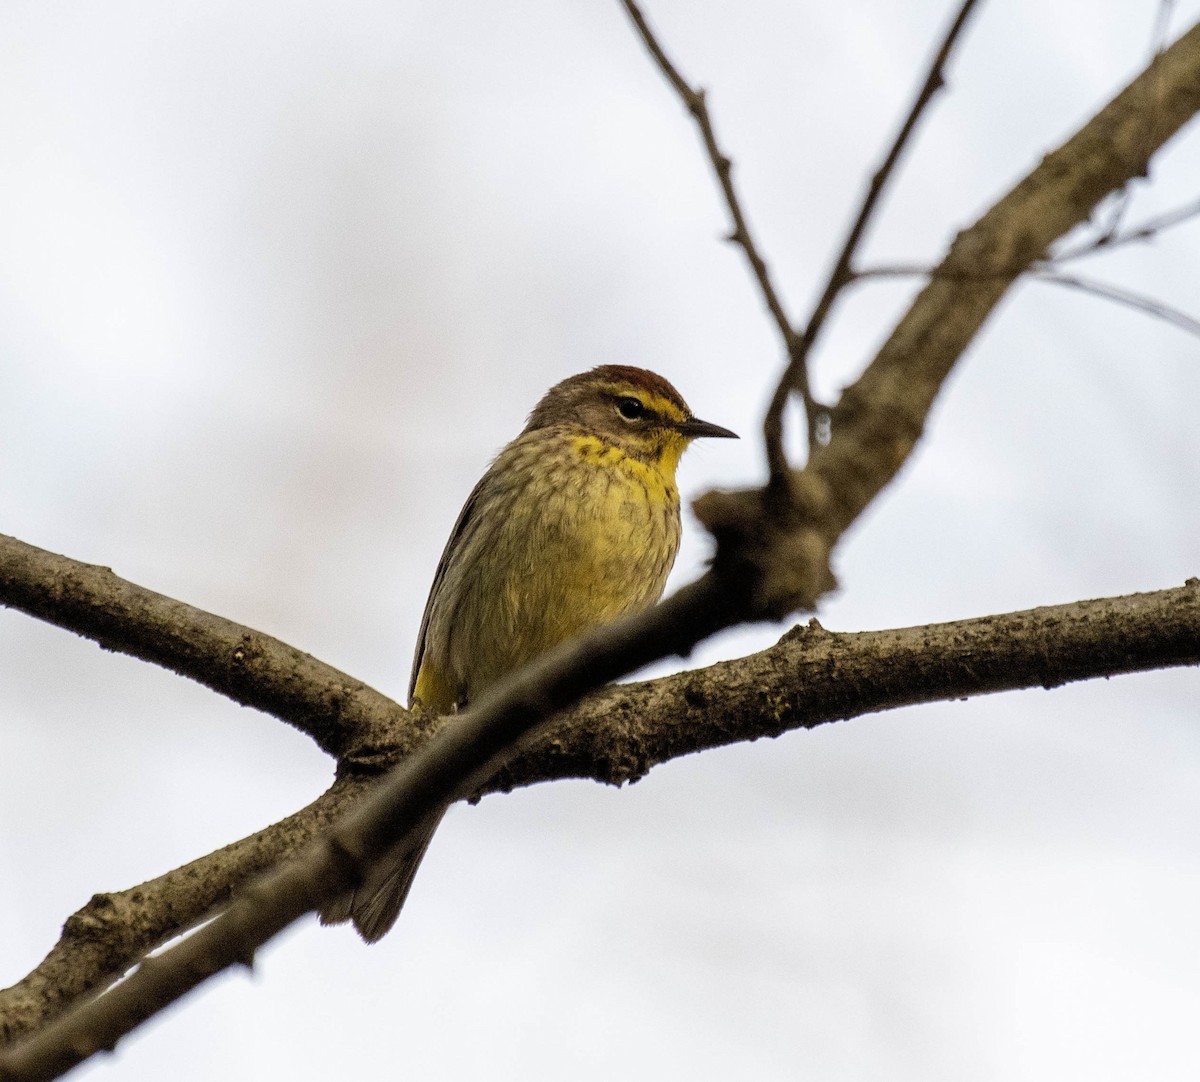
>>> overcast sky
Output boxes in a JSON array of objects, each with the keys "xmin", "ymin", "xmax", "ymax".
[{"xmin": 2, "ymin": 2, "xmax": 1199, "ymax": 1080}]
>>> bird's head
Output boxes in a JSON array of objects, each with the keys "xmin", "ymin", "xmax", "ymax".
[{"xmin": 523, "ymin": 365, "xmax": 737, "ymax": 475}]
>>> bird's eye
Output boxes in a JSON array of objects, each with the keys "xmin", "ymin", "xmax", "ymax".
[{"xmin": 616, "ymin": 397, "xmax": 646, "ymax": 421}]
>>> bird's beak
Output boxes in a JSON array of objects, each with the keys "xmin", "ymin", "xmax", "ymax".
[{"xmin": 677, "ymin": 416, "xmax": 738, "ymax": 440}]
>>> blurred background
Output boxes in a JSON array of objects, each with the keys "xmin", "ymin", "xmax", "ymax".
[{"xmin": 2, "ymin": 1, "xmax": 1198, "ymax": 1079}]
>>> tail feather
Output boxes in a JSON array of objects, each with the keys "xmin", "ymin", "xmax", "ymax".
[{"xmin": 319, "ymin": 809, "xmax": 447, "ymax": 943}]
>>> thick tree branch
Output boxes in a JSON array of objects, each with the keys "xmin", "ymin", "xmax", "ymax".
[
  {"xmin": 0, "ymin": 574, "xmax": 739, "ymax": 1081},
  {"xmin": 0, "ymin": 535, "xmax": 416, "ymax": 761},
  {"xmin": 489, "ymin": 581, "xmax": 1200, "ymax": 793},
  {"xmin": 0, "ymin": 778, "xmax": 371, "ymax": 1047},
  {"xmin": 2, "ymin": 581, "xmax": 1197, "ymax": 1051},
  {"xmin": 695, "ymin": 18, "xmax": 1200, "ymax": 612}
]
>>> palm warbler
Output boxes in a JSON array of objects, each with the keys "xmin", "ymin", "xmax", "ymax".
[{"xmin": 326, "ymin": 365, "xmax": 735, "ymax": 941}]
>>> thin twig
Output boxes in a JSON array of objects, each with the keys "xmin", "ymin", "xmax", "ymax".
[
  {"xmin": 616, "ymin": 0, "xmax": 816, "ymax": 449},
  {"xmin": 762, "ymin": 0, "xmax": 983, "ymax": 492},
  {"xmin": 1032, "ymin": 268, "xmax": 1200, "ymax": 339},
  {"xmin": 1053, "ymin": 194, "xmax": 1200, "ymax": 262},
  {"xmin": 849, "ymin": 262, "xmax": 1200, "ymax": 342}
]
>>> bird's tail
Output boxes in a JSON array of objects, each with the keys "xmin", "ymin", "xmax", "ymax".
[{"xmin": 319, "ymin": 808, "xmax": 447, "ymax": 943}]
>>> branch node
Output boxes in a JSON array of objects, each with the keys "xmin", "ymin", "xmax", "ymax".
[{"xmin": 693, "ymin": 486, "xmax": 838, "ymax": 619}]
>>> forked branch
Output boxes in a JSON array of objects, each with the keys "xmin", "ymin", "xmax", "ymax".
[
  {"xmin": 763, "ymin": 0, "xmax": 984, "ymax": 488},
  {"xmin": 619, "ymin": 0, "xmax": 983, "ymax": 489},
  {"xmin": 2, "ymin": 579, "xmax": 1197, "ymax": 1073}
]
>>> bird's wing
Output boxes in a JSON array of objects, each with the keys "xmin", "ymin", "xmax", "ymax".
[{"xmin": 407, "ymin": 471, "xmax": 491, "ymax": 707}]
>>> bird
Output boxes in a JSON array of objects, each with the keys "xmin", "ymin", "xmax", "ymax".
[{"xmin": 323, "ymin": 365, "xmax": 736, "ymax": 942}]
